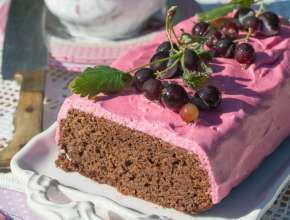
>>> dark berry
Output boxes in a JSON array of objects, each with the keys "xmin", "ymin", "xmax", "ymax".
[
  {"xmin": 161, "ymin": 84, "xmax": 189, "ymax": 112},
  {"xmin": 243, "ymin": 16, "xmax": 261, "ymax": 32},
  {"xmin": 235, "ymin": 43, "xmax": 255, "ymax": 65},
  {"xmin": 204, "ymin": 25, "xmax": 216, "ymax": 36},
  {"xmin": 150, "ymin": 51, "xmax": 169, "ymax": 73},
  {"xmin": 192, "ymin": 22, "xmax": 210, "ymax": 36},
  {"xmin": 235, "ymin": 8, "xmax": 255, "ymax": 27},
  {"xmin": 215, "ymin": 37, "xmax": 236, "ymax": 58},
  {"xmin": 221, "ymin": 21, "xmax": 239, "ymax": 39},
  {"xmin": 156, "ymin": 41, "xmax": 178, "ymax": 53},
  {"xmin": 259, "ymin": 12, "xmax": 280, "ymax": 36},
  {"xmin": 190, "ymin": 95, "xmax": 209, "ymax": 111},
  {"xmin": 142, "ymin": 78, "xmax": 162, "ymax": 101},
  {"xmin": 161, "ymin": 80, "xmax": 170, "ymax": 88},
  {"xmin": 205, "ymin": 29, "xmax": 222, "ymax": 48},
  {"xmin": 183, "ymin": 48, "xmax": 200, "ymax": 71},
  {"xmin": 161, "ymin": 52, "xmax": 182, "ymax": 79},
  {"xmin": 133, "ymin": 68, "xmax": 154, "ymax": 91},
  {"xmin": 194, "ymin": 85, "xmax": 221, "ymax": 110}
]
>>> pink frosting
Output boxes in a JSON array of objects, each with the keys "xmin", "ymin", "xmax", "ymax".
[
  {"xmin": 56, "ymin": 18, "xmax": 290, "ymax": 204},
  {"xmin": 0, "ymin": 213, "xmax": 6, "ymax": 220}
]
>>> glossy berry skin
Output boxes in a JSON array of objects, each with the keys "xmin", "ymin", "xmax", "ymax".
[
  {"xmin": 221, "ymin": 21, "xmax": 239, "ymax": 39},
  {"xmin": 142, "ymin": 78, "xmax": 162, "ymax": 100},
  {"xmin": 235, "ymin": 7, "xmax": 255, "ymax": 27},
  {"xmin": 215, "ymin": 37, "xmax": 236, "ymax": 58},
  {"xmin": 156, "ymin": 41, "xmax": 178, "ymax": 53},
  {"xmin": 161, "ymin": 84, "xmax": 189, "ymax": 112},
  {"xmin": 205, "ymin": 29, "xmax": 222, "ymax": 48},
  {"xmin": 190, "ymin": 95, "xmax": 209, "ymax": 110},
  {"xmin": 150, "ymin": 51, "xmax": 169, "ymax": 73},
  {"xmin": 192, "ymin": 22, "xmax": 210, "ymax": 36},
  {"xmin": 259, "ymin": 12, "xmax": 280, "ymax": 36},
  {"xmin": 179, "ymin": 103, "xmax": 199, "ymax": 123},
  {"xmin": 183, "ymin": 48, "xmax": 199, "ymax": 71},
  {"xmin": 133, "ymin": 68, "xmax": 155, "ymax": 91},
  {"xmin": 163, "ymin": 60, "xmax": 182, "ymax": 79},
  {"xmin": 243, "ymin": 16, "xmax": 261, "ymax": 32},
  {"xmin": 159, "ymin": 50, "xmax": 182, "ymax": 79},
  {"xmin": 235, "ymin": 43, "xmax": 255, "ymax": 65},
  {"xmin": 194, "ymin": 85, "xmax": 222, "ymax": 110}
]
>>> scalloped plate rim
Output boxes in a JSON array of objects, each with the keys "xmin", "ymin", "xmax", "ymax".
[{"xmin": 10, "ymin": 123, "xmax": 290, "ymax": 220}]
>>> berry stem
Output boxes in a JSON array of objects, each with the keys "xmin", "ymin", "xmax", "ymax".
[
  {"xmin": 179, "ymin": 29, "xmax": 206, "ymax": 48},
  {"xmin": 170, "ymin": 21, "xmax": 181, "ymax": 46},
  {"xmin": 127, "ymin": 51, "xmax": 183, "ymax": 74},
  {"xmin": 256, "ymin": 0, "xmax": 265, "ymax": 17},
  {"xmin": 166, "ymin": 6, "xmax": 177, "ymax": 50},
  {"xmin": 244, "ymin": 28, "xmax": 253, "ymax": 42},
  {"xmin": 166, "ymin": 6, "xmax": 182, "ymax": 49},
  {"xmin": 155, "ymin": 58, "xmax": 180, "ymax": 79}
]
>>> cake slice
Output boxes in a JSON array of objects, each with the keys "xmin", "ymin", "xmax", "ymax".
[{"xmin": 55, "ymin": 15, "xmax": 290, "ymax": 214}]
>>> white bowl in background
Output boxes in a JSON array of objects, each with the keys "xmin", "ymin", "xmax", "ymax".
[{"xmin": 44, "ymin": 0, "xmax": 166, "ymax": 40}]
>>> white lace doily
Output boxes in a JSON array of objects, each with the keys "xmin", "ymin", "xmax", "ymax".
[
  {"xmin": 262, "ymin": 181, "xmax": 290, "ymax": 220},
  {"xmin": 0, "ymin": 69, "xmax": 74, "ymax": 150},
  {"xmin": 43, "ymin": 69, "xmax": 75, "ymax": 129},
  {"xmin": 0, "ymin": 75, "xmax": 20, "ymax": 150}
]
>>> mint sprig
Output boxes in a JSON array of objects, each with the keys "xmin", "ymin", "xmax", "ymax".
[
  {"xmin": 69, "ymin": 66, "xmax": 132, "ymax": 98},
  {"xmin": 197, "ymin": 0, "xmax": 255, "ymax": 22}
]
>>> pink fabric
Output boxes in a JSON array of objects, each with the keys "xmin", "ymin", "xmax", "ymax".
[
  {"xmin": 0, "ymin": 188, "xmax": 39, "ymax": 220},
  {"xmin": 0, "ymin": 0, "xmax": 9, "ymax": 44},
  {"xmin": 0, "ymin": 213, "xmax": 5, "ymax": 220},
  {"xmin": 47, "ymin": 39, "xmax": 155, "ymax": 72}
]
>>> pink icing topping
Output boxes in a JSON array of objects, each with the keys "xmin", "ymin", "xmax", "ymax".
[
  {"xmin": 56, "ymin": 18, "xmax": 290, "ymax": 204},
  {"xmin": 0, "ymin": 213, "xmax": 6, "ymax": 220}
]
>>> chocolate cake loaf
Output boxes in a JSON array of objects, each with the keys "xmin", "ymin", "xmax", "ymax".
[
  {"xmin": 56, "ymin": 109, "xmax": 212, "ymax": 212},
  {"xmin": 55, "ymin": 8, "xmax": 290, "ymax": 214}
]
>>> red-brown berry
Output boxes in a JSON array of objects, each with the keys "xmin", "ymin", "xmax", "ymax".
[{"xmin": 235, "ymin": 43, "xmax": 256, "ymax": 65}]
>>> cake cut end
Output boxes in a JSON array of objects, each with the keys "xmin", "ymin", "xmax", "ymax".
[{"xmin": 56, "ymin": 109, "xmax": 213, "ymax": 214}]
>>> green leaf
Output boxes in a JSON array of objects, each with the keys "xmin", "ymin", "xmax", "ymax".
[
  {"xmin": 183, "ymin": 71, "xmax": 210, "ymax": 88},
  {"xmin": 69, "ymin": 66, "xmax": 132, "ymax": 98},
  {"xmin": 190, "ymin": 43, "xmax": 213, "ymax": 60},
  {"xmin": 180, "ymin": 32, "xmax": 194, "ymax": 44},
  {"xmin": 197, "ymin": 0, "xmax": 255, "ymax": 22},
  {"xmin": 198, "ymin": 51, "xmax": 213, "ymax": 60},
  {"xmin": 231, "ymin": 0, "xmax": 254, "ymax": 8},
  {"xmin": 181, "ymin": 55, "xmax": 213, "ymax": 89},
  {"xmin": 197, "ymin": 3, "xmax": 236, "ymax": 22}
]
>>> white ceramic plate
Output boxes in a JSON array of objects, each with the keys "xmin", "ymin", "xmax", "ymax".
[{"xmin": 10, "ymin": 123, "xmax": 290, "ymax": 220}]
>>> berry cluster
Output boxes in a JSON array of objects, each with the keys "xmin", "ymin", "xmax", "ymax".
[
  {"xmin": 133, "ymin": 66, "xmax": 221, "ymax": 123},
  {"xmin": 70, "ymin": 4, "xmax": 283, "ymax": 125},
  {"xmin": 193, "ymin": 8, "xmax": 280, "ymax": 66},
  {"xmin": 132, "ymin": 5, "xmax": 280, "ymax": 123}
]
